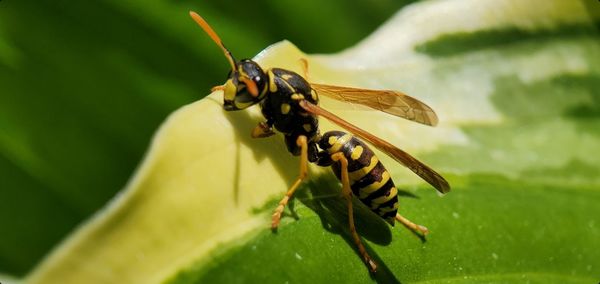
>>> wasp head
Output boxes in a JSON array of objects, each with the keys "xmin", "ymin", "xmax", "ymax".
[
  {"xmin": 188, "ymin": 12, "xmax": 269, "ymax": 111},
  {"xmin": 222, "ymin": 59, "xmax": 268, "ymax": 111}
]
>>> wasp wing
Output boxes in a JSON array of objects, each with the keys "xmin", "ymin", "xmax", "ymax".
[
  {"xmin": 300, "ymin": 100, "xmax": 450, "ymax": 194},
  {"xmin": 311, "ymin": 83, "xmax": 439, "ymax": 126}
]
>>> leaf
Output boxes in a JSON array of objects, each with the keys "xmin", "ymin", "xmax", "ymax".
[
  {"xmin": 22, "ymin": 0, "xmax": 600, "ymax": 283},
  {"xmin": 0, "ymin": 0, "xmax": 407, "ymax": 277}
]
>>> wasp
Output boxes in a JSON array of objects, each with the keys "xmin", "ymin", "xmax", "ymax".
[{"xmin": 189, "ymin": 11, "xmax": 450, "ymax": 273}]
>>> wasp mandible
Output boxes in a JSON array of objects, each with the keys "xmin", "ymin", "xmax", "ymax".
[{"xmin": 189, "ymin": 11, "xmax": 450, "ymax": 273}]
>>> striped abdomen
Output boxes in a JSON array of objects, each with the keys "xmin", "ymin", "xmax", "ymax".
[{"xmin": 319, "ymin": 131, "xmax": 399, "ymax": 225}]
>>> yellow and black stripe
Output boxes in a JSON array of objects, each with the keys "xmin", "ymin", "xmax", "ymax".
[{"xmin": 318, "ymin": 131, "xmax": 399, "ymax": 225}]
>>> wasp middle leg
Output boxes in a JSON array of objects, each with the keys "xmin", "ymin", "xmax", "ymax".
[
  {"xmin": 299, "ymin": 58, "xmax": 309, "ymax": 80},
  {"xmin": 271, "ymin": 135, "xmax": 309, "ymax": 230}
]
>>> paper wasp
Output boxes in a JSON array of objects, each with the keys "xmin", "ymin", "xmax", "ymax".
[{"xmin": 189, "ymin": 11, "xmax": 450, "ymax": 273}]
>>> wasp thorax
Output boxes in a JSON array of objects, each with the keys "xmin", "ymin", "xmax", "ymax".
[{"xmin": 223, "ymin": 59, "xmax": 268, "ymax": 111}]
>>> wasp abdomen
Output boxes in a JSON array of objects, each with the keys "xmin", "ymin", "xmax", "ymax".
[{"xmin": 319, "ymin": 131, "xmax": 399, "ymax": 225}]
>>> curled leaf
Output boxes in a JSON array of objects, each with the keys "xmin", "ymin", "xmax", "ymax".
[{"xmin": 27, "ymin": 0, "xmax": 600, "ymax": 283}]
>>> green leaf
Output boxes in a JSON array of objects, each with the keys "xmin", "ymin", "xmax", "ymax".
[{"xmin": 18, "ymin": 0, "xmax": 600, "ymax": 283}]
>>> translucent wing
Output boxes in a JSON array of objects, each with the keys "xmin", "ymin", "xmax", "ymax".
[
  {"xmin": 311, "ymin": 83, "xmax": 439, "ymax": 126},
  {"xmin": 300, "ymin": 100, "xmax": 450, "ymax": 194}
]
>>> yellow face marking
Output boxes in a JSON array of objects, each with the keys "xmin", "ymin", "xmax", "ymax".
[
  {"xmin": 234, "ymin": 100, "xmax": 254, "ymax": 110},
  {"xmin": 329, "ymin": 133, "xmax": 353, "ymax": 153},
  {"xmin": 281, "ymin": 103, "xmax": 291, "ymax": 114},
  {"xmin": 356, "ymin": 171, "xmax": 391, "ymax": 199},
  {"xmin": 311, "ymin": 89, "xmax": 318, "ymax": 101},
  {"xmin": 351, "ymin": 146, "xmax": 363, "ymax": 160},
  {"xmin": 303, "ymin": 124, "xmax": 312, "ymax": 132},
  {"xmin": 348, "ymin": 155, "xmax": 379, "ymax": 180},
  {"xmin": 223, "ymin": 79, "xmax": 236, "ymax": 101},
  {"xmin": 268, "ymin": 70, "xmax": 277, "ymax": 92},
  {"xmin": 328, "ymin": 136, "xmax": 337, "ymax": 145},
  {"xmin": 370, "ymin": 187, "xmax": 398, "ymax": 205}
]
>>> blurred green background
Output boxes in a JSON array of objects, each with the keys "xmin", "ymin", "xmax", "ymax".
[{"xmin": 0, "ymin": 0, "xmax": 418, "ymax": 277}]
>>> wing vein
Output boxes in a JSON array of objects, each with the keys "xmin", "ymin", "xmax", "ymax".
[{"xmin": 312, "ymin": 83, "xmax": 439, "ymax": 126}]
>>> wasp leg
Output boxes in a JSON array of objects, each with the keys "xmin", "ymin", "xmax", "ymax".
[
  {"xmin": 251, "ymin": 122, "xmax": 275, "ymax": 138},
  {"xmin": 299, "ymin": 58, "xmax": 309, "ymax": 80},
  {"xmin": 211, "ymin": 84, "xmax": 225, "ymax": 92},
  {"xmin": 331, "ymin": 152, "xmax": 377, "ymax": 273},
  {"xmin": 396, "ymin": 213, "xmax": 429, "ymax": 236},
  {"xmin": 271, "ymin": 135, "xmax": 308, "ymax": 229}
]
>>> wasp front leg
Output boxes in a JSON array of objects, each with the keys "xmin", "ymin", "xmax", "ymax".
[
  {"xmin": 211, "ymin": 84, "xmax": 225, "ymax": 92},
  {"xmin": 271, "ymin": 135, "xmax": 309, "ymax": 229},
  {"xmin": 331, "ymin": 152, "xmax": 378, "ymax": 273},
  {"xmin": 251, "ymin": 121, "xmax": 275, "ymax": 138}
]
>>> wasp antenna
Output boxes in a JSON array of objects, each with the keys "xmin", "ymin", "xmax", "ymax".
[{"xmin": 189, "ymin": 11, "xmax": 237, "ymax": 71}]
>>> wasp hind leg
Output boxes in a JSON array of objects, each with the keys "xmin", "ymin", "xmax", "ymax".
[
  {"xmin": 271, "ymin": 135, "xmax": 309, "ymax": 229},
  {"xmin": 396, "ymin": 213, "xmax": 429, "ymax": 236},
  {"xmin": 331, "ymin": 152, "xmax": 378, "ymax": 273}
]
